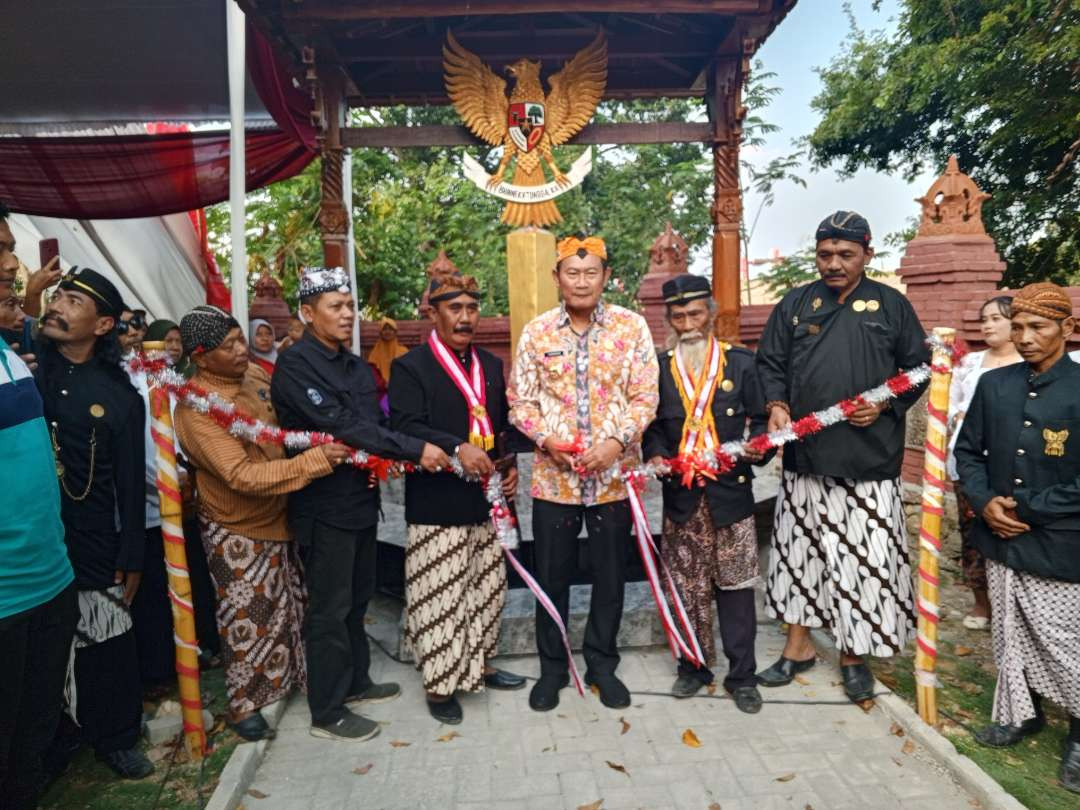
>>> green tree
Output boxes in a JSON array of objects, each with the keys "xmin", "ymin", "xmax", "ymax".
[
  {"xmin": 806, "ymin": 0, "xmax": 1080, "ymax": 287},
  {"xmin": 207, "ymin": 99, "xmax": 714, "ymax": 319}
]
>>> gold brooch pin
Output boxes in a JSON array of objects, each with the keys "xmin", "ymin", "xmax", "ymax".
[
  {"xmin": 852, "ymin": 300, "xmax": 867, "ymax": 313},
  {"xmin": 89, "ymin": 404, "xmax": 105, "ymax": 418},
  {"xmin": 812, "ymin": 297, "xmax": 822, "ymax": 311},
  {"xmin": 1044, "ymin": 428, "xmax": 1068, "ymax": 457},
  {"xmin": 866, "ymin": 299, "xmax": 880, "ymax": 313},
  {"xmin": 721, "ymin": 379, "xmax": 734, "ymax": 392}
]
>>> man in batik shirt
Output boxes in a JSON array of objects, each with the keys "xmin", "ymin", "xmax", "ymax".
[
  {"xmin": 955, "ymin": 282, "xmax": 1080, "ymax": 794},
  {"xmin": 509, "ymin": 233, "xmax": 659, "ymax": 713},
  {"xmin": 755, "ymin": 211, "xmax": 928, "ymax": 704},
  {"xmin": 643, "ymin": 274, "xmax": 770, "ymax": 713}
]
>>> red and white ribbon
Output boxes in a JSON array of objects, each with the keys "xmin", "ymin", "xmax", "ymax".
[
  {"xmin": 672, "ymin": 337, "xmax": 723, "ymax": 453},
  {"xmin": 624, "ymin": 471, "xmax": 706, "ymax": 668},
  {"xmin": 428, "ymin": 331, "xmax": 494, "ymax": 450}
]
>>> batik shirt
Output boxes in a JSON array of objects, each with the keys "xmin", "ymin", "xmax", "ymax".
[{"xmin": 509, "ymin": 301, "xmax": 659, "ymax": 506}]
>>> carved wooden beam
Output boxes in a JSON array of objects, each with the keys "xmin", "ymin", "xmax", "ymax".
[
  {"xmin": 342, "ymin": 121, "xmax": 715, "ymax": 148},
  {"xmin": 286, "ymin": 1, "xmax": 774, "ymax": 21}
]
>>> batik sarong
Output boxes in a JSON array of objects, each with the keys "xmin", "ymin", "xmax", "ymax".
[
  {"xmin": 404, "ymin": 522, "xmax": 506, "ymax": 696},
  {"xmin": 987, "ymin": 559, "xmax": 1080, "ymax": 726},
  {"xmin": 766, "ymin": 470, "xmax": 915, "ymax": 657},
  {"xmin": 200, "ymin": 518, "xmax": 308, "ymax": 716},
  {"xmin": 662, "ymin": 501, "xmax": 759, "ymax": 669}
]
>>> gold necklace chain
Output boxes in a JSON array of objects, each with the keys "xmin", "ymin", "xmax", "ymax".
[{"xmin": 50, "ymin": 425, "xmax": 97, "ymax": 501}]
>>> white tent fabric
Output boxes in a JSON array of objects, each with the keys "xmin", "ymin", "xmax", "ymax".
[{"xmin": 9, "ymin": 213, "xmax": 206, "ymax": 322}]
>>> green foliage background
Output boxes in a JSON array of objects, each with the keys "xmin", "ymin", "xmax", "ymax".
[
  {"xmin": 206, "ymin": 100, "xmax": 713, "ymax": 320},
  {"xmin": 806, "ymin": 0, "xmax": 1080, "ymax": 288}
]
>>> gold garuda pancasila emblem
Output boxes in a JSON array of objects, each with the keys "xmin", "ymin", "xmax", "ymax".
[{"xmin": 443, "ymin": 31, "xmax": 607, "ymax": 228}]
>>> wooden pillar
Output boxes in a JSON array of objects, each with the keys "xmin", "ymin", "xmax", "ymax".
[
  {"xmin": 707, "ymin": 56, "xmax": 745, "ymax": 343},
  {"xmin": 319, "ymin": 72, "xmax": 348, "ymax": 268},
  {"xmin": 711, "ymin": 141, "xmax": 741, "ymax": 342}
]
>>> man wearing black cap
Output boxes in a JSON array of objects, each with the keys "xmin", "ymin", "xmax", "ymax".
[
  {"xmin": 388, "ymin": 272, "xmax": 526, "ymax": 725},
  {"xmin": 643, "ymin": 274, "xmax": 771, "ymax": 712},
  {"xmin": 35, "ymin": 267, "xmax": 153, "ymax": 779},
  {"xmin": 272, "ymin": 266, "xmax": 450, "ymax": 741},
  {"xmin": 755, "ymin": 212, "xmax": 928, "ymax": 704}
]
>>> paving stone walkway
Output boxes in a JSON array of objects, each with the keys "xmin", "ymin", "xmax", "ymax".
[{"xmin": 244, "ymin": 598, "xmax": 977, "ymax": 810}]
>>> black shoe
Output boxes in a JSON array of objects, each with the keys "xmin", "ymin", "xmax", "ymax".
[
  {"xmin": 427, "ymin": 695, "xmax": 463, "ymax": 725},
  {"xmin": 840, "ymin": 662, "xmax": 875, "ymax": 703},
  {"xmin": 529, "ymin": 674, "xmax": 570, "ymax": 712},
  {"xmin": 974, "ymin": 716, "xmax": 1045, "ymax": 748},
  {"xmin": 756, "ymin": 655, "xmax": 816, "ymax": 687},
  {"xmin": 310, "ymin": 710, "xmax": 380, "ymax": 742},
  {"xmin": 483, "ymin": 668, "xmax": 526, "ymax": 690},
  {"xmin": 585, "ymin": 673, "xmax": 631, "ymax": 710},
  {"xmin": 228, "ymin": 712, "xmax": 275, "ymax": 742},
  {"xmin": 729, "ymin": 685, "xmax": 763, "ymax": 714},
  {"xmin": 671, "ymin": 674, "xmax": 705, "ymax": 699},
  {"xmin": 345, "ymin": 681, "xmax": 401, "ymax": 707},
  {"xmin": 1061, "ymin": 741, "xmax": 1080, "ymax": 794},
  {"xmin": 98, "ymin": 747, "xmax": 154, "ymax": 780}
]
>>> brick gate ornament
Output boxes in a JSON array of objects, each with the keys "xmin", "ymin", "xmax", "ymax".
[{"xmin": 443, "ymin": 31, "xmax": 607, "ymax": 228}]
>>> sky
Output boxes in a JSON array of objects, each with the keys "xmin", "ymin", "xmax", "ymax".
[{"xmin": 739, "ymin": 0, "xmax": 935, "ymax": 272}]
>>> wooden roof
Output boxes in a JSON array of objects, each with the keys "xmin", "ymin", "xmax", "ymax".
[{"xmin": 242, "ymin": 1, "xmax": 796, "ymax": 107}]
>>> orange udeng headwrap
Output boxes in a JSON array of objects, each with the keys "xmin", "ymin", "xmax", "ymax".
[{"xmin": 556, "ymin": 235, "xmax": 608, "ymax": 264}]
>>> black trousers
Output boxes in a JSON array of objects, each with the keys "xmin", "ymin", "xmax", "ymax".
[
  {"xmin": 183, "ymin": 516, "xmax": 220, "ymax": 658},
  {"xmin": 677, "ymin": 587, "xmax": 758, "ymax": 691},
  {"xmin": 73, "ymin": 628, "xmax": 144, "ymax": 755},
  {"xmin": 297, "ymin": 522, "xmax": 376, "ymax": 725},
  {"xmin": 532, "ymin": 499, "xmax": 632, "ymax": 678},
  {"xmin": 0, "ymin": 585, "xmax": 77, "ymax": 810},
  {"xmin": 131, "ymin": 526, "xmax": 175, "ymax": 687}
]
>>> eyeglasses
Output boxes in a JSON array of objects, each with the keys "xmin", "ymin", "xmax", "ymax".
[{"xmin": 559, "ymin": 268, "xmax": 604, "ymax": 281}]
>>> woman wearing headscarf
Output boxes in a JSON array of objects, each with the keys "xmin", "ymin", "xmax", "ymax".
[
  {"xmin": 248, "ymin": 319, "xmax": 278, "ymax": 377},
  {"xmin": 145, "ymin": 318, "xmax": 192, "ymax": 378},
  {"xmin": 366, "ymin": 317, "xmax": 407, "ymax": 384}
]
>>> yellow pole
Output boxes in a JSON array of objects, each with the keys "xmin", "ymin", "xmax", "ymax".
[
  {"xmin": 144, "ymin": 342, "xmax": 206, "ymax": 759},
  {"xmin": 914, "ymin": 326, "xmax": 956, "ymax": 726},
  {"xmin": 507, "ymin": 227, "xmax": 559, "ymax": 355}
]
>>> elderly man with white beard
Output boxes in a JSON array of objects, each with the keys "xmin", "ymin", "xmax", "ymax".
[{"xmin": 643, "ymin": 274, "xmax": 772, "ymax": 713}]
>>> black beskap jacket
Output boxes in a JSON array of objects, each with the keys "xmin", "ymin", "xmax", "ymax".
[{"xmin": 643, "ymin": 344, "xmax": 772, "ymax": 527}]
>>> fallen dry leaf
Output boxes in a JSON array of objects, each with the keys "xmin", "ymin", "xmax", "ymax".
[
  {"xmin": 605, "ymin": 760, "xmax": 629, "ymax": 777},
  {"xmin": 706, "ymin": 682, "xmax": 717, "ymax": 695},
  {"xmin": 889, "ymin": 722, "xmax": 905, "ymax": 737},
  {"xmin": 775, "ymin": 772, "xmax": 796, "ymax": 782},
  {"xmin": 901, "ymin": 739, "xmax": 916, "ymax": 755},
  {"xmin": 618, "ymin": 717, "xmax": 630, "ymax": 735},
  {"xmin": 794, "ymin": 675, "xmax": 811, "ymax": 686},
  {"xmin": 589, "ymin": 684, "xmax": 601, "ymax": 697},
  {"xmin": 246, "ymin": 789, "xmax": 268, "ymax": 799},
  {"xmin": 577, "ymin": 801, "xmax": 604, "ymax": 810},
  {"xmin": 681, "ymin": 728, "xmax": 702, "ymax": 748},
  {"xmin": 436, "ymin": 731, "xmax": 461, "ymax": 743},
  {"xmin": 709, "ymin": 804, "xmax": 723, "ymax": 810},
  {"xmin": 857, "ymin": 699, "xmax": 875, "ymax": 713},
  {"xmin": 353, "ymin": 764, "xmax": 373, "ymax": 775},
  {"xmin": 389, "ymin": 740, "xmax": 411, "ymax": 748},
  {"xmin": 954, "ymin": 645, "xmax": 973, "ymax": 657}
]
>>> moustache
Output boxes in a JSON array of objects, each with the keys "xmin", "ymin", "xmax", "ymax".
[
  {"xmin": 42, "ymin": 313, "xmax": 69, "ymax": 331},
  {"xmin": 678, "ymin": 330, "xmax": 706, "ymax": 343},
  {"xmin": 453, "ymin": 326, "xmax": 474, "ymax": 334}
]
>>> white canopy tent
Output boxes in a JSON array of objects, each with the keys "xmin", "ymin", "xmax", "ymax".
[{"xmin": 9, "ymin": 212, "xmax": 207, "ymax": 322}]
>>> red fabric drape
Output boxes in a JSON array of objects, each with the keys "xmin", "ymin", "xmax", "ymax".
[
  {"xmin": 0, "ymin": 130, "xmax": 313, "ymax": 219},
  {"xmin": 246, "ymin": 23, "xmax": 319, "ymax": 152},
  {"xmin": 0, "ymin": 21, "xmax": 318, "ymax": 220}
]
